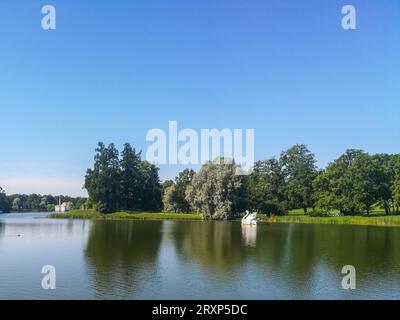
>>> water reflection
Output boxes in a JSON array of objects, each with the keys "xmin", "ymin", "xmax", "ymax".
[
  {"xmin": 171, "ymin": 221, "xmax": 246, "ymax": 271},
  {"xmin": 167, "ymin": 222, "xmax": 400, "ymax": 298},
  {"xmin": 0, "ymin": 221, "xmax": 4, "ymax": 238},
  {"xmin": 241, "ymin": 225, "xmax": 257, "ymax": 247},
  {"xmin": 84, "ymin": 220, "xmax": 163, "ymax": 298},
  {"xmin": 83, "ymin": 219, "xmax": 400, "ymax": 299},
  {"xmin": 1, "ymin": 212, "xmax": 393, "ymax": 299},
  {"xmin": 250, "ymin": 224, "xmax": 400, "ymax": 297},
  {"xmin": 0, "ymin": 214, "xmax": 90, "ymax": 299}
]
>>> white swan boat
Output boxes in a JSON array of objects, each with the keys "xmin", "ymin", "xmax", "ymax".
[{"xmin": 241, "ymin": 210, "xmax": 258, "ymax": 225}]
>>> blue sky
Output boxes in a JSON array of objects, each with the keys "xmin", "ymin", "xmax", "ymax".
[{"xmin": 0, "ymin": 0, "xmax": 399, "ymax": 196}]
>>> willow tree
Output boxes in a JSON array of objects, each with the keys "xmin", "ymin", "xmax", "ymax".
[
  {"xmin": 185, "ymin": 158, "xmax": 247, "ymax": 220},
  {"xmin": 163, "ymin": 184, "xmax": 179, "ymax": 213}
]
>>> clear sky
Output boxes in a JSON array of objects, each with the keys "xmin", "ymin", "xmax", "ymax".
[{"xmin": 0, "ymin": 0, "xmax": 399, "ymax": 196}]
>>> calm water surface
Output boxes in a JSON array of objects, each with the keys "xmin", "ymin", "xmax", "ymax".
[{"xmin": 1, "ymin": 212, "xmax": 400, "ymax": 299}]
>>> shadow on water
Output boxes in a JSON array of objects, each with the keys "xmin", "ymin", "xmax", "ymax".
[{"xmin": 84, "ymin": 220, "xmax": 163, "ymax": 298}]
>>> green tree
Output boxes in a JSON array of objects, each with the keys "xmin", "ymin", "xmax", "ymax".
[
  {"xmin": 138, "ymin": 161, "xmax": 162, "ymax": 212},
  {"xmin": 0, "ymin": 187, "xmax": 11, "ymax": 213},
  {"xmin": 120, "ymin": 143, "xmax": 142, "ymax": 211},
  {"xmin": 12, "ymin": 197, "xmax": 21, "ymax": 211},
  {"xmin": 280, "ymin": 144, "xmax": 317, "ymax": 213},
  {"xmin": 5, "ymin": 194, "xmax": 85, "ymax": 212},
  {"xmin": 313, "ymin": 149, "xmax": 382, "ymax": 215},
  {"xmin": 85, "ymin": 142, "xmax": 163, "ymax": 213},
  {"xmin": 25, "ymin": 194, "xmax": 41, "ymax": 211},
  {"xmin": 163, "ymin": 183, "xmax": 179, "ymax": 212},
  {"xmin": 371, "ymin": 154, "xmax": 397, "ymax": 215},
  {"xmin": 81, "ymin": 197, "xmax": 94, "ymax": 210},
  {"xmin": 248, "ymin": 159, "xmax": 287, "ymax": 215},
  {"xmin": 392, "ymin": 157, "xmax": 400, "ymax": 214},
  {"xmin": 40, "ymin": 196, "xmax": 49, "ymax": 211},
  {"xmin": 162, "ymin": 180, "xmax": 174, "ymax": 192},
  {"xmin": 84, "ymin": 142, "xmax": 121, "ymax": 213},
  {"xmin": 186, "ymin": 158, "xmax": 247, "ymax": 220},
  {"xmin": 162, "ymin": 169, "xmax": 195, "ymax": 213},
  {"xmin": 175, "ymin": 169, "xmax": 195, "ymax": 213},
  {"xmin": 314, "ymin": 149, "xmax": 362, "ymax": 214},
  {"xmin": 347, "ymin": 152, "xmax": 381, "ymax": 214}
]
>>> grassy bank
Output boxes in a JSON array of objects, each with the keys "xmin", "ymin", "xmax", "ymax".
[
  {"xmin": 260, "ymin": 214, "xmax": 400, "ymax": 227},
  {"xmin": 48, "ymin": 210, "xmax": 202, "ymax": 221},
  {"xmin": 48, "ymin": 210, "xmax": 400, "ymax": 227}
]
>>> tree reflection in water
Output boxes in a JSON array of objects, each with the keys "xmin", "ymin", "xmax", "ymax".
[
  {"xmin": 171, "ymin": 221, "xmax": 248, "ymax": 272},
  {"xmin": 84, "ymin": 219, "xmax": 400, "ymax": 299},
  {"xmin": 85, "ymin": 220, "xmax": 163, "ymax": 298},
  {"xmin": 0, "ymin": 221, "xmax": 4, "ymax": 238}
]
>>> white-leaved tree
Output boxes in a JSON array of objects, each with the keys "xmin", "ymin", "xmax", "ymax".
[{"xmin": 185, "ymin": 158, "xmax": 247, "ymax": 220}]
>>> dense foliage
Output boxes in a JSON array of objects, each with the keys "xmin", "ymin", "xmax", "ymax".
[
  {"xmin": 185, "ymin": 159, "xmax": 248, "ymax": 220},
  {"xmin": 163, "ymin": 169, "xmax": 195, "ymax": 213},
  {"xmin": 247, "ymin": 158, "xmax": 287, "ymax": 215},
  {"xmin": 313, "ymin": 151, "xmax": 400, "ymax": 215},
  {"xmin": 0, "ymin": 187, "xmax": 11, "ymax": 213},
  {"xmin": 84, "ymin": 142, "xmax": 162, "ymax": 213},
  {"xmin": 163, "ymin": 144, "xmax": 400, "ymax": 218},
  {"xmin": 280, "ymin": 144, "xmax": 318, "ymax": 213},
  {"xmin": 0, "ymin": 189, "xmax": 86, "ymax": 213}
]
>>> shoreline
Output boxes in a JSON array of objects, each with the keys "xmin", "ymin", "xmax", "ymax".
[
  {"xmin": 48, "ymin": 210, "xmax": 202, "ymax": 221},
  {"xmin": 48, "ymin": 210, "xmax": 400, "ymax": 227},
  {"xmin": 260, "ymin": 215, "xmax": 400, "ymax": 227}
]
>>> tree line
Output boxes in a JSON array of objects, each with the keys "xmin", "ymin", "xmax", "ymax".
[
  {"xmin": 162, "ymin": 145, "xmax": 400, "ymax": 218},
  {"xmin": 3, "ymin": 143, "xmax": 400, "ymax": 219},
  {"xmin": 0, "ymin": 189, "xmax": 87, "ymax": 213},
  {"xmin": 84, "ymin": 143, "xmax": 400, "ymax": 218}
]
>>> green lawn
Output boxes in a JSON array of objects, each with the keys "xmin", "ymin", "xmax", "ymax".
[
  {"xmin": 48, "ymin": 210, "xmax": 202, "ymax": 221},
  {"xmin": 287, "ymin": 207, "xmax": 385, "ymax": 216},
  {"xmin": 271, "ymin": 206, "xmax": 399, "ymax": 226},
  {"xmin": 260, "ymin": 214, "xmax": 400, "ymax": 227}
]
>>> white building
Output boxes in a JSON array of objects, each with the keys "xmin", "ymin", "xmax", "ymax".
[{"xmin": 55, "ymin": 201, "xmax": 69, "ymax": 213}]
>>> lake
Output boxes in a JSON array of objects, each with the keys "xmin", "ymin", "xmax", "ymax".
[{"xmin": 1, "ymin": 212, "xmax": 400, "ymax": 299}]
